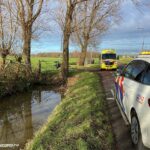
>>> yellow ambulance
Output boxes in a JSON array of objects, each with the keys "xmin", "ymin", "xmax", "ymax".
[{"xmin": 100, "ymin": 49, "xmax": 118, "ymax": 70}]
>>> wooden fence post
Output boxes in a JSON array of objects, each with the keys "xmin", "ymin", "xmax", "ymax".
[{"xmin": 38, "ymin": 60, "xmax": 41, "ymax": 78}]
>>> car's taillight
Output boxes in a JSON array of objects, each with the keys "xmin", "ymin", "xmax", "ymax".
[{"xmin": 148, "ymin": 98, "xmax": 150, "ymax": 107}]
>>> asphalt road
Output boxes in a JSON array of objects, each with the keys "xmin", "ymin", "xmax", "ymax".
[{"xmin": 99, "ymin": 70, "xmax": 149, "ymax": 150}]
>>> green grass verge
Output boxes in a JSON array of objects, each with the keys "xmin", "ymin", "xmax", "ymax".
[{"xmin": 26, "ymin": 72, "xmax": 113, "ymax": 150}]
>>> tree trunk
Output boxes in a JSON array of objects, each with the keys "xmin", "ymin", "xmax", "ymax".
[
  {"xmin": 79, "ymin": 42, "xmax": 88, "ymax": 66},
  {"xmin": 61, "ymin": 35, "xmax": 69, "ymax": 81},
  {"xmin": 23, "ymin": 26, "xmax": 32, "ymax": 71},
  {"xmin": 61, "ymin": 5, "xmax": 74, "ymax": 81}
]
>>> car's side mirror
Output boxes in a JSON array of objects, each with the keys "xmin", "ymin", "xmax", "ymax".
[
  {"xmin": 116, "ymin": 69, "xmax": 121, "ymax": 76},
  {"xmin": 115, "ymin": 68, "xmax": 122, "ymax": 76}
]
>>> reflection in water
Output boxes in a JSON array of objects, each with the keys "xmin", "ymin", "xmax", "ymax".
[{"xmin": 0, "ymin": 88, "xmax": 61, "ymax": 148}]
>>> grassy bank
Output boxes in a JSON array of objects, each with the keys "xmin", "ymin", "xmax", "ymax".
[{"xmin": 26, "ymin": 72, "xmax": 113, "ymax": 150}]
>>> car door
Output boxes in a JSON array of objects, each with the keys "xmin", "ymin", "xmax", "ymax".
[{"xmin": 123, "ymin": 60, "xmax": 147, "ymax": 119}]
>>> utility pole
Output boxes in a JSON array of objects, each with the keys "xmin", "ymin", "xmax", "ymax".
[
  {"xmin": 141, "ymin": 40, "xmax": 144, "ymax": 50},
  {"xmin": 137, "ymin": 27, "xmax": 144, "ymax": 51}
]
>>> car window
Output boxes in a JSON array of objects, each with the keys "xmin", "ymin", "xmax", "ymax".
[
  {"xmin": 132, "ymin": 61, "xmax": 146, "ymax": 81},
  {"xmin": 123, "ymin": 61, "xmax": 134, "ymax": 78},
  {"xmin": 143, "ymin": 65, "xmax": 150, "ymax": 85},
  {"xmin": 123, "ymin": 60, "xmax": 146, "ymax": 81}
]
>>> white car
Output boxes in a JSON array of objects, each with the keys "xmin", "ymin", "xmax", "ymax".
[{"xmin": 115, "ymin": 55, "xmax": 150, "ymax": 149}]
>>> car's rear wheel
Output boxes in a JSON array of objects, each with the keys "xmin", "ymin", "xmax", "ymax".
[{"xmin": 131, "ymin": 112, "xmax": 145, "ymax": 150}]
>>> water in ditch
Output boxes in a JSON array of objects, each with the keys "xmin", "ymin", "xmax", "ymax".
[{"xmin": 0, "ymin": 86, "xmax": 61, "ymax": 149}]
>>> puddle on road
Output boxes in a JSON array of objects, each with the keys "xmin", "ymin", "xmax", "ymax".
[{"xmin": 0, "ymin": 87, "xmax": 61, "ymax": 149}]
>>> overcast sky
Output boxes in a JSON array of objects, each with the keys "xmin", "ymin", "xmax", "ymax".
[{"xmin": 31, "ymin": 0, "xmax": 150, "ymax": 54}]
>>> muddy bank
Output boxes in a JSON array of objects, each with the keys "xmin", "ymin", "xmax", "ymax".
[
  {"xmin": 0, "ymin": 80, "xmax": 32, "ymax": 98},
  {"xmin": 0, "ymin": 73, "xmax": 65, "ymax": 99}
]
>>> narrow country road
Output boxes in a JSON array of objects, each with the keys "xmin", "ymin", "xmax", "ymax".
[{"xmin": 99, "ymin": 70, "xmax": 134, "ymax": 150}]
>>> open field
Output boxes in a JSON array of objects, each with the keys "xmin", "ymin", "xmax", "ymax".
[
  {"xmin": 0, "ymin": 57, "xmax": 99, "ymax": 72},
  {"xmin": 0, "ymin": 56, "xmax": 132, "ymax": 73},
  {"xmin": 31, "ymin": 57, "xmax": 100, "ymax": 71},
  {"xmin": 31, "ymin": 57, "xmax": 80, "ymax": 72}
]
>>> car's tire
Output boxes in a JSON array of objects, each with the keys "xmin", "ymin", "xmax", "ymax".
[{"xmin": 131, "ymin": 112, "xmax": 145, "ymax": 150}]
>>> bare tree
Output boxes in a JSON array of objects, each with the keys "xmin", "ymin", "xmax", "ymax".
[
  {"xmin": 61, "ymin": 0, "xmax": 87, "ymax": 81},
  {"xmin": 0, "ymin": 1, "xmax": 18, "ymax": 67},
  {"xmin": 14, "ymin": 0, "xmax": 44, "ymax": 70},
  {"xmin": 72, "ymin": 0, "xmax": 120, "ymax": 66}
]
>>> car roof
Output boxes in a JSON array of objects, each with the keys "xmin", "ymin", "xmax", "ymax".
[{"xmin": 135, "ymin": 56, "xmax": 150, "ymax": 63}]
